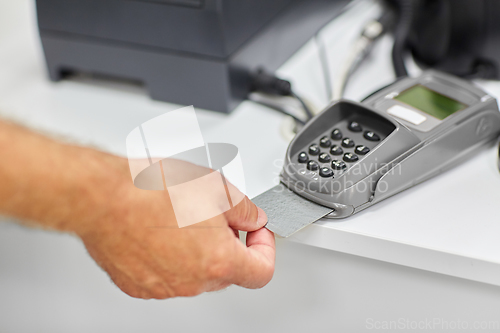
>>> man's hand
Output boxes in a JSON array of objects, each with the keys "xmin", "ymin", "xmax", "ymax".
[
  {"xmin": 0, "ymin": 121, "xmax": 275, "ymax": 299},
  {"xmin": 79, "ymin": 169, "xmax": 275, "ymax": 299}
]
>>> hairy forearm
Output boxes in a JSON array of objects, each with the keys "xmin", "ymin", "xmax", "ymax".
[
  {"xmin": 0, "ymin": 121, "xmax": 276, "ymax": 299},
  {"xmin": 0, "ymin": 120, "xmax": 131, "ymax": 234}
]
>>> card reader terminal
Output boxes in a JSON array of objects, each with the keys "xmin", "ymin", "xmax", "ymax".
[{"xmin": 253, "ymin": 70, "xmax": 500, "ymax": 237}]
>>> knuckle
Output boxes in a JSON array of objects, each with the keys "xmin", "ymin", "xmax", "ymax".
[
  {"xmin": 242, "ymin": 199, "xmax": 255, "ymax": 222},
  {"xmin": 231, "ymin": 197, "xmax": 252, "ymax": 222}
]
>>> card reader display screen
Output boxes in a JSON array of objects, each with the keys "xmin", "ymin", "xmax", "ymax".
[{"xmin": 395, "ymin": 85, "xmax": 467, "ymax": 120}]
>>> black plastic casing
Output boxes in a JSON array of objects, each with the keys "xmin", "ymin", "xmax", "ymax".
[{"xmin": 36, "ymin": 0, "xmax": 348, "ymax": 113}]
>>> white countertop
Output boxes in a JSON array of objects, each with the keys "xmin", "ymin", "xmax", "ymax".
[{"xmin": 2, "ymin": 0, "xmax": 500, "ymax": 287}]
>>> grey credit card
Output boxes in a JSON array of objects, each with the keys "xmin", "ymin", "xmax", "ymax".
[{"xmin": 252, "ymin": 184, "xmax": 333, "ymax": 237}]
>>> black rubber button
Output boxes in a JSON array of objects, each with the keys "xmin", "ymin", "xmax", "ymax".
[
  {"xmin": 341, "ymin": 138, "xmax": 355, "ymax": 148},
  {"xmin": 331, "ymin": 128, "xmax": 343, "ymax": 140},
  {"xmin": 309, "ymin": 144, "xmax": 320, "ymax": 155},
  {"xmin": 307, "ymin": 160, "xmax": 319, "ymax": 171},
  {"xmin": 330, "ymin": 145, "xmax": 343, "ymax": 156},
  {"xmin": 331, "ymin": 160, "xmax": 347, "ymax": 170},
  {"xmin": 319, "ymin": 136, "xmax": 332, "ymax": 148},
  {"xmin": 364, "ymin": 131, "xmax": 380, "ymax": 141},
  {"xmin": 343, "ymin": 152, "xmax": 359, "ymax": 163},
  {"xmin": 348, "ymin": 121, "xmax": 363, "ymax": 132},
  {"xmin": 355, "ymin": 145, "xmax": 370, "ymax": 155},
  {"xmin": 318, "ymin": 153, "xmax": 331, "ymax": 163},
  {"xmin": 298, "ymin": 152, "xmax": 309, "ymax": 163},
  {"xmin": 319, "ymin": 167, "xmax": 334, "ymax": 178}
]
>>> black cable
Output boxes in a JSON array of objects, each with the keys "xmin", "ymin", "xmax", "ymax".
[
  {"xmin": 249, "ymin": 68, "xmax": 314, "ymax": 121},
  {"xmin": 391, "ymin": 0, "xmax": 415, "ymax": 78},
  {"xmin": 250, "ymin": 69, "xmax": 292, "ymax": 96},
  {"xmin": 290, "ymin": 91, "xmax": 314, "ymax": 120}
]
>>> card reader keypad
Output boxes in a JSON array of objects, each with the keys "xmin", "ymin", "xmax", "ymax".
[
  {"xmin": 319, "ymin": 136, "xmax": 332, "ymax": 148},
  {"xmin": 331, "ymin": 160, "xmax": 347, "ymax": 170},
  {"xmin": 364, "ymin": 131, "xmax": 380, "ymax": 141},
  {"xmin": 318, "ymin": 153, "xmax": 331, "ymax": 163},
  {"xmin": 347, "ymin": 121, "xmax": 363, "ymax": 132},
  {"xmin": 331, "ymin": 129, "xmax": 343, "ymax": 140},
  {"xmin": 297, "ymin": 152, "xmax": 308, "ymax": 163},
  {"xmin": 341, "ymin": 138, "xmax": 355, "ymax": 148},
  {"xmin": 355, "ymin": 145, "xmax": 370, "ymax": 155},
  {"xmin": 308, "ymin": 144, "xmax": 320, "ymax": 155},
  {"xmin": 307, "ymin": 160, "xmax": 319, "ymax": 171},
  {"xmin": 330, "ymin": 145, "xmax": 343, "ymax": 155},
  {"xmin": 295, "ymin": 121, "xmax": 386, "ymax": 178},
  {"xmin": 319, "ymin": 167, "xmax": 334, "ymax": 178},
  {"xmin": 343, "ymin": 152, "xmax": 359, "ymax": 163}
]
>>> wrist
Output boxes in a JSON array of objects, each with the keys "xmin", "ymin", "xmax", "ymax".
[
  {"xmin": 61, "ymin": 147, "xmax": 134, "ymax": 237},
  {"xmin": 0, "ymin": 121, "xmax": 139, "ymax": 236}
]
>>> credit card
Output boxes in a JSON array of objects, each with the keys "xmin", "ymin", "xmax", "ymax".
[{"xmin": 252, "ymin": 184, "xmax": 333, "ymax": 237}]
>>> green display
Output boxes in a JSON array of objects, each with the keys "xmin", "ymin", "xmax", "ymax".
[{"xmin": 395, "ymin": 85, "xmax": 467, "ymax": 120}]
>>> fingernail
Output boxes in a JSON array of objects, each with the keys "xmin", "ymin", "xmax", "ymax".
[{"xmin": 257, "ymin": 207, "xmax": 268, "ymax": 227}]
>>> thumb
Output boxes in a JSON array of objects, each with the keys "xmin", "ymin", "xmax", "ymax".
[
  {"xmin": 224, "ymin": 196, "xmax": 268, "ymax": 232},
  {"xmin": 228, "ymin": 227, "xmax": 275, "ymax": 289}
]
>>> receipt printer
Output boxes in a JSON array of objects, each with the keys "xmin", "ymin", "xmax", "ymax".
[{"xmin": 36, "ymin": 0, "xmax": 347, "ymax": 113}]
